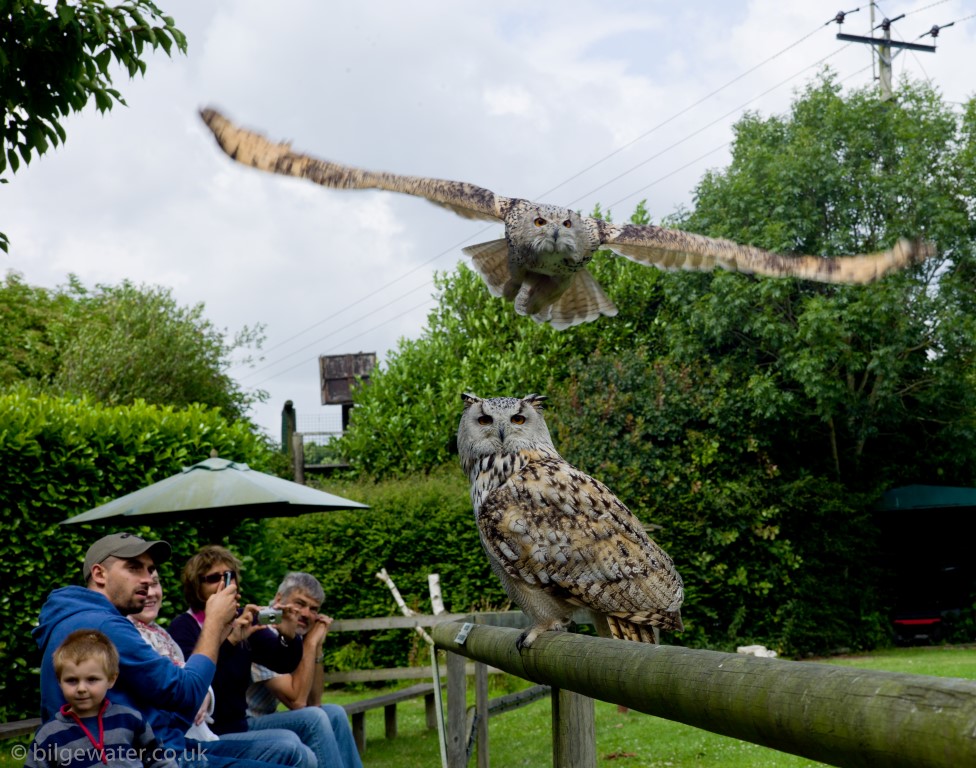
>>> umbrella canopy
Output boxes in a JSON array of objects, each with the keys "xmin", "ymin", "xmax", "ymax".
[{"xmin": 61, "ymin": 457, "xmax": 368, "ymax": 525}]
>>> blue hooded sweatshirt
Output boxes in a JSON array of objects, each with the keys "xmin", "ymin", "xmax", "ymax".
[{"xmin": 32, "ymin": 586, "xmax": 215, "ymax": 753}]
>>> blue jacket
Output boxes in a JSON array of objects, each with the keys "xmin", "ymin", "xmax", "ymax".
[{"xmin": 32, "ymin": 586, "xmax": 215, "ymax": 753}]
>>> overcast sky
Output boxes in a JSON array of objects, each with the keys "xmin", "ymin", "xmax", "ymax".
[{"xmin": 5, "ymin": 0, "xmax": 974, "ymax": 443}]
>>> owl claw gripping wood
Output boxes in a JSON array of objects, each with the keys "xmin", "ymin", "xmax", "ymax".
[{"xmin": 457, "ymin": 393, "xmax": 684, "ymax": 650}]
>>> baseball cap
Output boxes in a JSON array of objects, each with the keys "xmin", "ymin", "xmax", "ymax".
[{"xmin": 83, "ymin": 532, "xmax": 172, "ymax": 582}]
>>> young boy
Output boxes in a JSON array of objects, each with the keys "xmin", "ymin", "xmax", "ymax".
[{"xmin": 26, "ymin": 629, "xmax": 177, "ymax": 767}]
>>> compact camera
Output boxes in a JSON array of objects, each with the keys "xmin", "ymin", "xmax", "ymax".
[
  {"xmin": 257, "ymin": 606, "xmax": 283, "ymax": 625},
  {"xmin": 222, "ymin": 571, "xmax": 234, "ymax": 588}
]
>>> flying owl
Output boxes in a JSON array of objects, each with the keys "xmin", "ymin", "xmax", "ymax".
[
  {"xmin": 200, "ymin": 108, "xmax": 933, "ymax": 330},
  {"xmin": 457, "ymin": 393, "xmax": 683, "ymax": 649}
]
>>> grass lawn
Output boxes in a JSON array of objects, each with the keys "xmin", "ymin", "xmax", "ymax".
[{"xmin": 3, "ymin": 645, "xmax": 973, "ymax": 768}]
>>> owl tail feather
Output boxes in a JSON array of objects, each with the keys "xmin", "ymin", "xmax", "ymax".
[
  {"xmin": 607, "ymin": 616, "xmax": 658, "ymax": 644},
  {"xmin": 606, "ymin": 609, "xmax": 683, "ymax": 643},
  {"xmin": 540, "ymin": 269, "xmax": 618, "ymax": 330}
]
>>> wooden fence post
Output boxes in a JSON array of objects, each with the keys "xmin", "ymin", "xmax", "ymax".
[
  {"xmin": 291, "ymin": 432, "xmax": 305, "ymax": 485},
  {"xmin": 446, "ymin": 650, "xmax": 467, "ymax": 768},
  {"xmin": 281, "ymin": 400, "xmax": 296, "ymax": 455},
  {"xmin": 552, "ymin": 688, "xmax": 595, "ymax": 768},
  {"xmin": 475, "ymin": 661, "xmax": 490, "ymax": 768}
]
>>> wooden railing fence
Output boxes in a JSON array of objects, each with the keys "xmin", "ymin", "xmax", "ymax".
[{"xmin": 432, "ymin": 619, "xmax": 976, "ymax": 768}]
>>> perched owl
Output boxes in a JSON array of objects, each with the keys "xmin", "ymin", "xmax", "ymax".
[
  {"xmin": 200, "ymin": 108, "xmax": 933, "ymax": 329},
  {"xmin": 457, "ymin": 393, "xmax": 683, "ymax": 649}
]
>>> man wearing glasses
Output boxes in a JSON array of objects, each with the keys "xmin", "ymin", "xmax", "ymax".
[{"xmin": 245, "ymin": 572, "xmax": 362, "ymax": 768}]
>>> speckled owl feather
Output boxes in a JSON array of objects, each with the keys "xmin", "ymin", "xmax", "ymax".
[
  {"xmin": 200, "ymin": 108, "xmax": 934, "ymax": 330},
  {"xmin": 457, "ymin": 393, "xmax": 683, "ymax": 649}
]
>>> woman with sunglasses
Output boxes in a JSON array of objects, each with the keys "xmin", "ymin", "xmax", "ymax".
[{"xmin": 169, "ymin": 546, "xmax": 313, "ymax": 766}]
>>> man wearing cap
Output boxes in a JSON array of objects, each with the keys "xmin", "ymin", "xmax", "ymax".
[{"xmin": 33, "ymin": 533, "xmax": 307, "ymax": 768}]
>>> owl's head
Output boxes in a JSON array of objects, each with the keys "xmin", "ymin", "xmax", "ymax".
[
  {"xmin": 456, "ymin": 393, "xmax": 555, "ymax": 464},
  {"xmin": 519, "ymin": 204, "xmax": 587, "ymax": 256}
]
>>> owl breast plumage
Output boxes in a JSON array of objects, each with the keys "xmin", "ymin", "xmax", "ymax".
[
  {"xmin": 200, "ymin": 108, "xmax": 933, "ymax": 330},
  {"xmin": 457, "ymin": 393, "xmax": 683, "ymax": 649}
]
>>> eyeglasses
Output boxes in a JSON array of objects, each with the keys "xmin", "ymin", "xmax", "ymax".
[{"xmin": 202, "ymin": 571, "xmax": 237, "ymax": 584}]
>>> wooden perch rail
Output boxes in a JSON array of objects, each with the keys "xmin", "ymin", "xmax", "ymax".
[{"xmin": 432, "ymin": 621, "xmax": 976, "ymax": 768}]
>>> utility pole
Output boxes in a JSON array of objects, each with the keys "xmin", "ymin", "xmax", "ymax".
[{"xmin": 829, "ymin": 5, "xmax": 944, "ymax": 101}]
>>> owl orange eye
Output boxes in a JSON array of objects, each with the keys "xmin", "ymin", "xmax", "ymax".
[
  {"xmin": 478, "ymin": 415, "xmax": 493, "ymax": 426},
  {"xmin": 533, "ymin": 217, "xmax": 547, "ymax": 227},
  {"xmin": 510, "ymin": 414, "xmax": 526, "ymax": 425},
  {"xmin": 562, "ymin": 220, "xmax": 572, "ymax": 228}
]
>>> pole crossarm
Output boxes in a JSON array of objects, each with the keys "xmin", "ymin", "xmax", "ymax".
[
  {"xmin": 432, "ymin": 621, "xmax": 976, "ymax": 768},
  {"xmin": 836, "ymin": 32, "xmax": 936, "ymax": 52}
]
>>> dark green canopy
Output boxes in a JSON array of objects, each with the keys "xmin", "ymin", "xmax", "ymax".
[{"xmin": 60, "ymin": 456, "xmax": 368, "ymax": 525}]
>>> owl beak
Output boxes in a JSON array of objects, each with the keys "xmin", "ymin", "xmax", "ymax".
[{"xmin": 498, "ymin": 425, "xmax": 505, "ymax": 442}]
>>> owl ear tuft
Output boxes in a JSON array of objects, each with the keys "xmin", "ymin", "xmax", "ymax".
[
  {"xmin": 523, "ymin": 394, "xmax": 547, "ymax": 411},
  {"xmin": 461, "ymin": 393, "xmax": 482, "ymax": 408}
]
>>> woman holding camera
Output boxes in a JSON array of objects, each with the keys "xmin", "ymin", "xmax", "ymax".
[{"xmin": 169, "ymin": 546, "xmax": 310, "ymax": 764}]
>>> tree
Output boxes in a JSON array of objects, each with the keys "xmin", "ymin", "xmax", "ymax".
[
  {"xmin": 0, "ymin": 273, "xmax": 267, "ymax": 421},
  {"xmin": 663, "ymin": 73, "xmax": 976, "ymax": 488},
  {"xmin": 0, "ymin": 0, "xmax": 186, "ymax": 251},
  {"xmin": 334, "ymin": 264, "xmax": 570, "ymax": 477},
  {"xmin": 0, "ymin": 271, "xmax": 70, "ymax": 385}
]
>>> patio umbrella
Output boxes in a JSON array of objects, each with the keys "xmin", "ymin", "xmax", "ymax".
[{"xmin": 60, "ymin": 456, "xmax": 368, "ymax": 526}]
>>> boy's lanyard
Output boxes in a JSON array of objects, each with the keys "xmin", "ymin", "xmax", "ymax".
[{"xmin": 61, "ymin": 698, "xmax": 109, "ymax": 765}]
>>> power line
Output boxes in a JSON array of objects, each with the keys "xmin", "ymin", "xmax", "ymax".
[
  {"xmin": 239, "ymin": 275, "xmax": 436, "ymax": 382},
  {"xmin": 233, "ymin": 225, "xmax": 493, "ymax": 367},
  {"xmin": 250, "ymin": 296, "xmax": 437, "ymax": 386},
  {"xmin": 577, "ymin": 41, "xmax": 855, "ymax": 212},
  {"xmin": 535, "ymin": 21, "xmax": 829, "ymax": 202},
  {"xmin": 606, "ymin": 60, "xmax": 871, "ymax": 218},
  {"xmin": 608, "ymin": 142, "xmax": 730, "ymax": 213}
]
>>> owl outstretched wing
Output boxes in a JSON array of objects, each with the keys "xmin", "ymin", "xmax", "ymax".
[
  {"xmin": 200, "ymin": 107, "xmax": 933, "ymax": 330},
  {"xmin": 594, "ymin": 221, "xmax": 932, "ymax": 285},
  {"xmin": 478, "ymin": 456, "xmax": 683, "ymax": 631},
  {"xmin": 200, "ymin": 108, "xmax": 509, "ymax": 223}
]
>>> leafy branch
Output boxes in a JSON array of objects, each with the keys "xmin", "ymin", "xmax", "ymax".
[{"xmin": 1, "ymin": 0, "xmax": 186, "ymax": 251}]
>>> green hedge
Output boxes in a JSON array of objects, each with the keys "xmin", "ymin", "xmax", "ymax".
[{"xmin": 0, "ymin": 390, "xmax": 272, "ymax": 722}]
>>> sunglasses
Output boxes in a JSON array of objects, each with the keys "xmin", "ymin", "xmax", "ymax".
[{"xmin": 202, "ymin": 571, "xmax": 237, "ymax": 584}]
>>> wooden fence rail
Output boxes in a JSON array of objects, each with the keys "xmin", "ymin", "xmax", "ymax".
[{"xmin": 432, "ymin": 620, "xmax": 976, "ymax": 768}]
